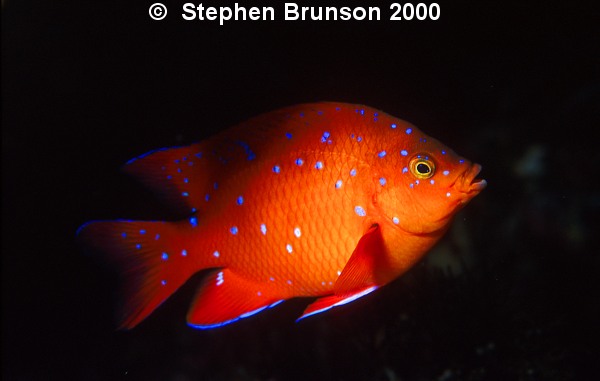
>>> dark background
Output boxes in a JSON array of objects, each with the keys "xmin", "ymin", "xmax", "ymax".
[{"xmin": 2, "ymin": 1, "xmax": 599, "ymax": 380}]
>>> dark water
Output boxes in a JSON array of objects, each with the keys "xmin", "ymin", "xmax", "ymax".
[{"xmin": 2, "ymin": 1, "xmax": 599, "ymax": 380}]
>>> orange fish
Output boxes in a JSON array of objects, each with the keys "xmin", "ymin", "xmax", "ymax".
[{"xmin": 78, "ymin": 102, "xmax": 486, "ymax": 329}]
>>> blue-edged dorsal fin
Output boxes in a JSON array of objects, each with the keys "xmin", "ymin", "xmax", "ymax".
[{"xmin": 123, "ymin": 144, "xmax": 215, "ymax": 215}]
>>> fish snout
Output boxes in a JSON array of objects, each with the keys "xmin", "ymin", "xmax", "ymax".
[{"xmin": 458, "ymin": 163, "xmax": 487, "ymax": 195}]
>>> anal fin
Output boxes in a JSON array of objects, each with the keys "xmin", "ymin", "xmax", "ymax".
[{"xmin": 187, "ymin": 269, "xmax": 284, "ymax": 329}]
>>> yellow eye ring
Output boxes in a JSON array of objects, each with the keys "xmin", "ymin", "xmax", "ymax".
[{"xmin": 409, "ymin": 156, "xmax": 435, "ymax": 179}]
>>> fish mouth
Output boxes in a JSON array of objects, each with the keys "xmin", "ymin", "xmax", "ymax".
[{"xmin": 457, "ymin": 163, "xmax": 487, "ymax": 194}]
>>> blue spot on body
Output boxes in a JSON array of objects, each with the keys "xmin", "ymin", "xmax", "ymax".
[
  {"xmin": 378, "ymin": 150, "xmax": 386, "ymax": 158},
  {"xmin": 443, "ymin": 170, "xmax": 450, "ymax": 176},
  {"xmin": 155, "ymin": 233, "xmax": 160, "ymax": 240},
  {"xmin": 335, "ymin": 180, "xmax": 343, "ymax": 189},
  {"xmin": 391, "ymin": 123, "xmax": 397, "ymax": 129},
  {"xmin": 393, "ymin": 217, "xmax": 400, "ymax": 225},
  {"xmin": 350, "ymin": 168, "xmax": 357, "ymax": 177},
  {"xmin": 182, "ymin": 192, "xmax": 189, "ymax": 197},
  {"xmin": 214, "ymin": 182, "xmax": 218, "ymax": 189},
  {"xmin": 190, "ymin": 217, "xmax": 198, "ymax": 227},
  {"xmin": 213, "ymin": 250, "xmax": 220, "ymax": 258},
  {"xmin": 286, "ymin": 244, "xmax": 293, "ymax": 254},
  {"xmin": 161, "ymin": 280, "xmax": 167, "ymax": 286},
  {"xmin": 400, "ymin": 150, "xmax": 408, "ymax": 156},
  {"xmin": 167, "ymin": 175, "xmax": 173, "ymax": 180},
  {"xmin": 430, "ymin": 179, "xmax": 435, "ymax": 184},
  {"xmin": 236, "ymin": 140, "xmax": 257, "ymax": 161},
  {"xmin": 121, "ymin": 232, "xmax": 127, "ymax": 238},
  {"xmin": 260, "ymin": 224, "xmax": 267, "ymax": 235},
  {"xmin": 441, "ymin": 150, "xmax": 447, "ymax": 155},
  {"xmin": 188, "ymin": 161, "xmax": 194, "ymax": 166},
  {"xmin": 360, "ymin": 109, "xmax": 365, "ymax": 115},
  {"xmin": 136, "ymin": 244, "xmax": 142, "ymax": 249},
  {"xmin": 161, "ymin": 252, "xmax": 169, "ymax": 261},
  {"xmin": 181, "ymin": 249, "xmax": 187, "ymax": 256},
  {"xmin": 379, "ymin": 177, "xmax": 386, "ymax": 186},
  {"xmin": 230, "ymin": 226, "xmax": 238, "ymax": 235},
  {"xmin": 273, "ymin": 165, "xmax": 281, "ymax": 173},
  {"xmin": 315, "ymin": 161, "xmax": 324, "ymax": 170},
  {"xmin": 195, "ymin": 152, "xmax": 203, "ymax": 158},
  {"xmin": 410, "ymin": 183, "xmax": 414, "ymax": 188},
  {"xmin": 354, "ymin": 206, "xmax": 366, "ymax": 217},
  {"xmin": 406, "ymin": 128, "xmax": 412, "ymax": 134},
  {"xmin": 237, "ymin": 196, "xmax": 244, "ymax": 205},
  {"xmin": 357, "ymin": 136, "xmax": 363, "ymax": 142},
  {"xmin": 285, "ymin": 132, "xmax": 292, "ymax": 139},
  {"xmin": 402, "ymin": 167, "xmax": 408, "ymax": 174},
  {"xmin": 205, "ymin": 194, "xmax": 210, "ymax": 202},
  {"xmin": 183, "ymin": 178, "xmax": 189, "ymax": 183},
  {"xmin": 139, "ymin": 229, "xmax": 146, "ymax": 235},
  {"xmin": 295, "ymin": 158, "xmax": 304, "ymax": 166},
  {"xmin": 459, "ymin": 159, "xmax": 465, "ymax": 164}
]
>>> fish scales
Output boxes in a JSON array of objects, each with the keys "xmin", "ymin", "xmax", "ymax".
[{"xmin": 200, "ymin": 107, "xmax": 371, "ymax": 294}]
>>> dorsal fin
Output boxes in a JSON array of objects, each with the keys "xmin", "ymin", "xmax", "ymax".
[
  {"xmin": 123, "ymin": 144, "xmax": 213, "ymax": 215},
  {"xmin": 123, "ymin": 135, "xmax": 271, "ymax": 216},
  {"xmin": 122, "ymin": 103, "xmax": 364, "ymax": 215}
]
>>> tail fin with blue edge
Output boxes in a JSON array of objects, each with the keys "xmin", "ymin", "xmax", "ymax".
[{"xmin": 77, "ymin": 220, "xmax": 198, "ymax": 329}]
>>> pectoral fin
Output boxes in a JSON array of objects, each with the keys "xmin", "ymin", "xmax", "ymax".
[
  {"xmin": 334, "ymin": 224, "xmax": 390, "ymax": 296},
  {"xmin": 298, "ymin": 224, "xmax": 390, "ymax": 320}
]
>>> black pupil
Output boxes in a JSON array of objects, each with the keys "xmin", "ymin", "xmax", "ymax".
[{"xmin": 416, "ymin": 162, "xmax": 430, "ymax": 174}]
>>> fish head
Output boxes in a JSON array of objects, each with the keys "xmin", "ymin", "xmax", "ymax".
[{"xmin": 375, "ymin": 128, "xmax": 487, "ymax": 235}]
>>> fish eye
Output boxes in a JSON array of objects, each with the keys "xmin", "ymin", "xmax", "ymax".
[{"xmin": 409, "ymin": 156, "xmax": 435, "ymax": 179}]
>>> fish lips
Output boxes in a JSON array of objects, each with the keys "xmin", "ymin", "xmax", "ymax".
[{"xmin": 456, "ymin": 163, "xmax": 487, "ymax": 196}]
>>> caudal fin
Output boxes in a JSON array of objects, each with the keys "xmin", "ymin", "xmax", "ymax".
[{"xmin": 77, "ymin": 220, "xmax": 196, "ymax": 329}]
